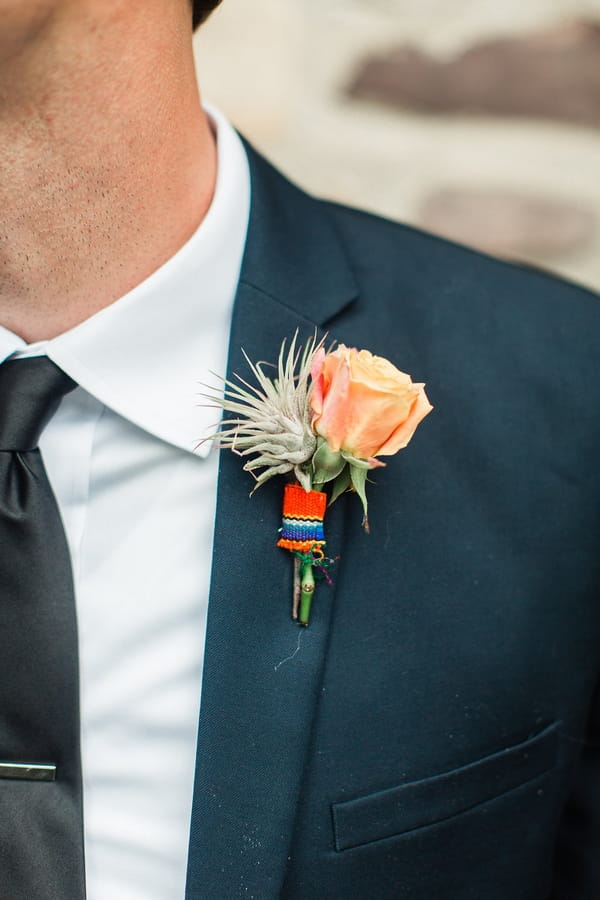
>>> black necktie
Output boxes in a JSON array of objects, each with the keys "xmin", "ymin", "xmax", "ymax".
[{"xmin": 0, "ymin": 357, "xmax": 86, "ymax": 898}]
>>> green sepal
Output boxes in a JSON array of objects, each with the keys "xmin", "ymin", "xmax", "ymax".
[
  {"xmin": 349, "ymin": 464, "xmax": 370, "ymax": 532},
  {"xmin": 329, "ymin": 465, "xmax": 352, "ymax": 506},
  {"xmin": 311, "ymin": 438, "xmax": 345, "ymax": 487},
  {"xmin": 341, "ymin": 451, "xmax": 372, "ymax": 470}
]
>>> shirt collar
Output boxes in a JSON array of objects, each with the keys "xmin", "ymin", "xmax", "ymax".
[{"xmin": 0, "ymin": 105, "xmax": 251, "ymax": 457}]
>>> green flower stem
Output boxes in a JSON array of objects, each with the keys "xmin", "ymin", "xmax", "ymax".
[
  {"xmin": 299, "ymin": 562, "xmax": 316, "ymax": 626},
  {"xmin": 292, "ymin": 557, "xmax": 301, "ymax": 620}
]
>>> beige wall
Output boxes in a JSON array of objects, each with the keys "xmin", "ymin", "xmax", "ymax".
[{"xmin": 195, "ymin": 0, "xmax": 600, "ymax": 293}]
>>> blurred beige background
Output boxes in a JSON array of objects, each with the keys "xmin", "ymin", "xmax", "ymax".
[{"xmin": 195, "ymin": 0, "xmax": 600, "ymax": 292}]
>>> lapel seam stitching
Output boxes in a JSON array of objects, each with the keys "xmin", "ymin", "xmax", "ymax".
[
  {"xmin": 238, "ymin": 278, "xmax": 323, "ymax": 324},
  {"xmin": 238, "ymin": 277, "xmax": 358, "ymax": 328}
]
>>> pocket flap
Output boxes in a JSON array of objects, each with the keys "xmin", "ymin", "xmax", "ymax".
[{"xmin": 332, "ymin": 721, "xmax": 559, "ymax": 851}]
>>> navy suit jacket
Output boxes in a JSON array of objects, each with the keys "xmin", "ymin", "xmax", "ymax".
[{"xmin": 184, "ymin": 142, "xmax": 600, "ymax": 899}]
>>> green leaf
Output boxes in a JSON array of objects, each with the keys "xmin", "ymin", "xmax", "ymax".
[
  {"xmin": 329, "ymin": 466, "xmax": 352, "ymax": 506},
  {"xmin": 312, "ymin": 438, "xmax": 345, "ymax": 487},
  {"xmin": 349, "ymin": 465, "xmax": 370, "ymax": 532}
]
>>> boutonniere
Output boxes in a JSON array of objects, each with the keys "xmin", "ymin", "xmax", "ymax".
[{"xmin": 203, "ymin": 336, "xmax": 432, "ymax": 625}]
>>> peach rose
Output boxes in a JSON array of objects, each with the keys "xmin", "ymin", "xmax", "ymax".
[{"xmin": 310, "ymin": 345, "xmax": 432, "ymax": 462}]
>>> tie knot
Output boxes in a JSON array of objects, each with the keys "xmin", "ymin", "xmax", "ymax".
[{"xmin": 0, "ymin": 357, "xmax": 76, "ymax": 451}]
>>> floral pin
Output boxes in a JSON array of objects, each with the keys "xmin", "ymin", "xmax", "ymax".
[{"xmin": 202, "ymin": 336, "xmax": 432, "ymax": 625}]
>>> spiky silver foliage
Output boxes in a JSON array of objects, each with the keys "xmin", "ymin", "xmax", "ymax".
[{"xmin": 202, "ymin": 335, "xmax": 321, "ymax": 493}]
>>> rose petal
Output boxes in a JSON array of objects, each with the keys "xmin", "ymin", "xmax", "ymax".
[
  {"xmin": 312, "ymin": 351, "xmax": 351, "ymax": 452},
  {"xmin": 376, "ymin": 387, "xmax": 433, "ymax": 455}
]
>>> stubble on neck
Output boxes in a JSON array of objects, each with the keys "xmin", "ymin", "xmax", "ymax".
[{"xmin": 0, "ymin": 1, "xmax": 217, "ymax": 342}]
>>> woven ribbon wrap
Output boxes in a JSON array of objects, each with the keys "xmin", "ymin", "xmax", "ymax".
[{"xmin": 277, "ymin": 483, "xmax": 327, "ymax": 554}]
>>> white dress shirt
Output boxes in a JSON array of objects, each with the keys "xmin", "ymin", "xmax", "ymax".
[{"xmin": 0, "ymin": 106, "xmax": 251, "ymax": 900}]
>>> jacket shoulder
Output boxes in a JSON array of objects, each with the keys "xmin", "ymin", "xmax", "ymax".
[{"xmin": 320, "ymin": 197, "xmax": 599, "ymax": 311}]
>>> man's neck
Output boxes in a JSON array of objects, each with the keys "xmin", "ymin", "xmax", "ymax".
[{"xmin": 0, "ymin": 3, "xmax": 217, "ymax": 343}]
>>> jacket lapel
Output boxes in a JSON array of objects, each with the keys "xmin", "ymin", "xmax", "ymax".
[{"xmin": 185, "ymin": 145, "xmax": 357, "ymax": 898}]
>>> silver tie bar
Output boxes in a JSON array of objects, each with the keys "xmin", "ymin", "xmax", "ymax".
[{"xmin": 0, "ymin": 762, "xmax": 56, "ymax": 781}]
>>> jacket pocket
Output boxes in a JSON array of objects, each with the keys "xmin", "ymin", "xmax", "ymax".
[{"xmin": 332, "ymin": 721, "xmax": 559, "ymax": 852}]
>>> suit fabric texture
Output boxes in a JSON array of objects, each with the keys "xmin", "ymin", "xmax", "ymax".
[{"xmin": 182, "ymin": 142, "xmax": 600, "ymax": 899}]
